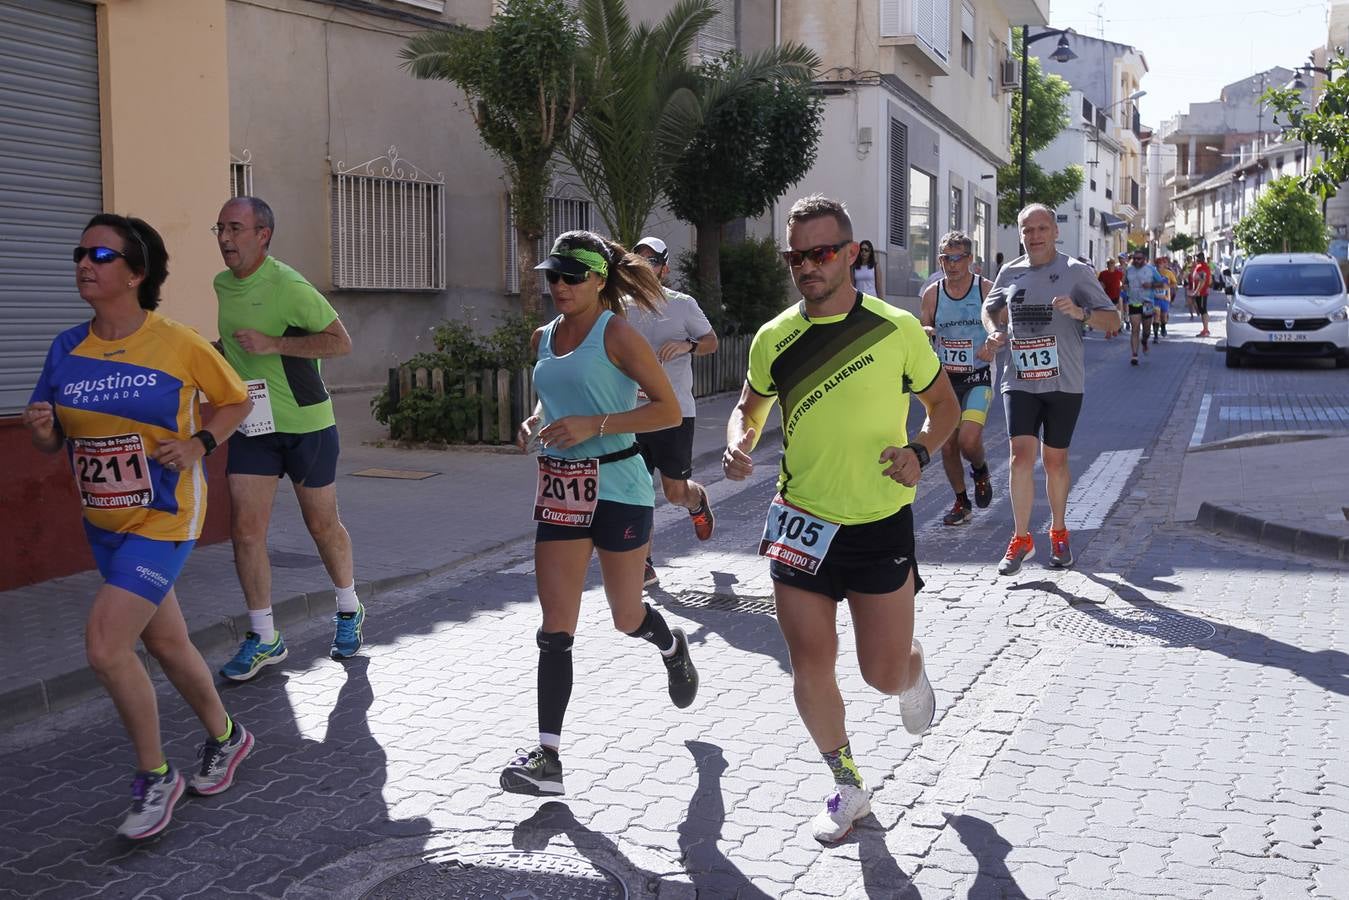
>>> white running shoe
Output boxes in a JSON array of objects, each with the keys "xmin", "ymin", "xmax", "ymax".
[
  {"xmin": 811, "ymin": 783, "xmax": 872, "ymax": 843},
  {"xmin": 899, "ymin": 640, "xmax": 936, "ymax": 735}
]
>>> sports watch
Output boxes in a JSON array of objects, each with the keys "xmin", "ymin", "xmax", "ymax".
[
  {"xmin": 193, "ymin": 430, "xmax": 218, "ymax": 456},
  {"xmin": 904, "ymin": 442, "xmax": 929, "ymax": 469}
]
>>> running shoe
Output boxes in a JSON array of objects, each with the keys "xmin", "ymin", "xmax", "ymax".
[
  {"xmin": 663, "ymin": 627, "xmax": 699, "ymax": 708},
  {"xmin": 189, "ymin": 721, "xmax": 254, "ymax": 795},
  {"xmin": 899, "ymin": 639, "xmax": 936, "ymax": 734},
  {"xmin": 997, "ymin": 534, "xmax": 1035, "ymax": 576},
  {"xmin": 972, "ymin": 468, "xmax": 993, "ymax": 509},
  {"xmin": 219, "ymin": 631, "xmax": 288, "ymax": 681},
  {"xmin": 1198, "ymin": 329, "xmax": 1210, "ymax": 337},
  {"xmin": 331, "ymin": 602, "xmax": 365, "ymax": 660},
  {"xmin": 811, "ymin": 783, "xmax": 872, "ymax": 844},
  {"xmin": 643, "ymin": 559, "xmax": 659, "ymax": 588},
  {"xmin": 1049, "ymin": 528, "xmax": 1074, "ymax": 568},
  {"xmin": 117, "ymin": 766, "xmax": 184, "ymax": 841},
  {"xmin": 1143, "ymin": 340, "xmax": 1150, "ymax": 354},
  {"xmin": 689, "ymin": 487, "xmax": 715, "ymax": 541},
  {"xmin": 500, "ymin": 746, "xmax": 564, "ymax": 796},
  {"xmin": 1130, "ymin": 357, "xmax": 1139, "ymax": 366},
  {"xmin": 941, "ymin": 498, "xmax": 972, "ymax": 526}
]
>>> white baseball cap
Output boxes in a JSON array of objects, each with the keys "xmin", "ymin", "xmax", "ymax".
[{"xmin": 634, "ymin": 236, "xmax": 668, "ymax": 261}]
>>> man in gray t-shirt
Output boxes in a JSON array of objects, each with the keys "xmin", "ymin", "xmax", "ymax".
[
  {"xmin": 628, "ymin": 237, "xmax": 719, "ymax": 588},
  {"xmin": 981, "ymin": 205, "xmax": 1121, "ymax": 576}
]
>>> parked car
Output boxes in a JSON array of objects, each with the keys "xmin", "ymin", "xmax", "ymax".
[{"xmin": 1225, "ymin": 253, "xmax": 1349, "ymax": 368}]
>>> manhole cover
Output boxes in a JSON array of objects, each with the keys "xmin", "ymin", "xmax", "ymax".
[
  {"xmin": 671, "ymin": 591, "xmax": 776, "ymax": 616},
  {"xmin": 1048, "ymin": 606, "xmax": 1216, "ymax": 648},
  {"xmin": 362, "ymin": 850, "xmax": 628, "ymax": 899}
]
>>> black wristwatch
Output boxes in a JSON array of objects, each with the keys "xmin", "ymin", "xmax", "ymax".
[
  {"xmin": 686, "ymin": 337, "xmax": 699, "ymax": 352},
  {"xmin": 193, "ymin": 430, "xmax": 218, "ymax": 456},
  {"xmin": 904, "ymin": 442, "xmax": 930, "ymax": 469}
]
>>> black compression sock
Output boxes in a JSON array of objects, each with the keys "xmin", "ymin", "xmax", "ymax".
[
  {"xmin": 627, "ymin": 602, "xmax": 675, "ymax": 654},
  {"xmin": 537, "ymin": 630, "xmax": 574, "ymax": 738}
]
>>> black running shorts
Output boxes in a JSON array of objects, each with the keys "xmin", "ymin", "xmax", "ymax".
[
  {"xmin": 536, "ymin": 499, "xmax": 653, "ymax": 552},
  {"xmin": 1003, "ymin": 390, "xmax": 1083, "ymax": 450},
  {"xmin": 769, "ymin": 505, "xmax": 923, "ymax": 602},
  {"xmin": 636, "ymin": 417, "xmax": 696, "ymax": 481}
]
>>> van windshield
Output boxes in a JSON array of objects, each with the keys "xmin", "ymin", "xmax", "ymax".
[{"xmin": 1239, "ymin": 263, "xmax": 1343, "ymax": 297}]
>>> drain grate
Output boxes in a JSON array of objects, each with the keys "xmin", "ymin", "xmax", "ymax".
[
  {"xmin": 669, "ymin": 591, "xmax": 777, "ymax": 616},
  {"xmin": 1048, "ymin": 605, "xmax": 1217, "ymax": 648},
  {"xmin": 363, "ymin": 850, "xmax": 627, "ymax": 899}
]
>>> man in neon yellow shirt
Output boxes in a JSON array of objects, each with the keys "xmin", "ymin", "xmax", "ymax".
[
  {"xmin": 212, "ymin": 197, "xmax": 363, "ymax": 680},
  {"xmin": 723, "ymin": 194, "xmax": 959, "ymax": 844}
]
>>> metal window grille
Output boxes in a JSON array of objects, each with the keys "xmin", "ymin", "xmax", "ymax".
[
  {"xmin": 888, "ymin": 118, "xmax": 908, "ymax": 247},
  {"xmin": 504, "ymin": 195, "xmax": 594, "ymax": 294},
  {"xmin": 949, "ymin": 185, "xmax": 963, "ymax": 231},
  {"xmin": 331, "ymin": 146, "xmax": 445, "ymax": 291},
  {"xmin": 230, "ymin": 150, "xmax": 253, "ymax": 198},
  {"xmin": 696, "ymin": 0, "xmax": 737, "ymax": 59}
]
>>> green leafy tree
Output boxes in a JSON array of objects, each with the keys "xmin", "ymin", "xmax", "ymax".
[
  {"xmin": 562, "ymin": 0, "xmax": 716, "ymax": 246},
  {"xmin": 996, "ymin": 33, "xmax": 1084, "ymax": 226},
  {"xmin": 662, "ymin": 49, "xmax": 822, "ymax": 313},
  {"xmin": 401, "ymin": 0, "xmax": 582, "ymax": 311},
  {"xmin": 1167, "ymin": 232, "xmax": 1197, "ymax": 254},
  {"xmin": 1232, "ymin": 176, "xmax": 1328, "ymax": 255},
  {"xmin": 1264, "ymin": 50, "xmax": 1349, "ymax": 205}
]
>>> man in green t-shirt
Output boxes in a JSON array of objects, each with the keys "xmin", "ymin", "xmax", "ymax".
[
  {"xmin": 722, "ymin": 194, "xmax": 959, "ymax": 845},
  {"xmin": 211, "ymin": 196, "xmax": 364, "ymax": 682}
]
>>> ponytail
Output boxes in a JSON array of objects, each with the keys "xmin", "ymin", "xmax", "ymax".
[{"xmin": 599, "ymin": 239, "xmax": 665, "ymax": 315}]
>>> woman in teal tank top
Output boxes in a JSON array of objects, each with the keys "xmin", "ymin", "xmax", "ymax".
[{"xmin": 499, "ymin": 231, "xmax": 703, "ymax": 798}]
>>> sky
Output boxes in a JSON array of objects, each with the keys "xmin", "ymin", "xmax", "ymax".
[{"xmin": 1047, "ymin": 0, "xmax": 1330, "ymax": 127}]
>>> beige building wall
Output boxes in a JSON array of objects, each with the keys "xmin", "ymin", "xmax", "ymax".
[{"xmin": 97, "ymin": 0, "xmax": 231, "ymax": 337}]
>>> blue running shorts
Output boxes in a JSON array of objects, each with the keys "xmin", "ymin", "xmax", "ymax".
[{"xmin": 84, "ymin": 522, "xmax": 194, "ymax": 604}]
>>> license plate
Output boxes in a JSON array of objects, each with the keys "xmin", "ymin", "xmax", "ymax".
[{"xmin": 1269, "ymin": 333, "xmax": 1308, "ymax": 342}]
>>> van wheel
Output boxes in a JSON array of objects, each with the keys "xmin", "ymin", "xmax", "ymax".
[{"xmin": 1225, "ymin": 348, "xmax": 1242, "ymax": 368}]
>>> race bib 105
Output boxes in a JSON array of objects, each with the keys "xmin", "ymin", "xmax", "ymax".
[{"xmin": 759, "ymin": 496, "xmax": 840, "ymax": 574}]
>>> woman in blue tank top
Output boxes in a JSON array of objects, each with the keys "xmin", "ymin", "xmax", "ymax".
[{"xmin": 499, "ymin": 231, "xmax": 703, "ymax": 797}]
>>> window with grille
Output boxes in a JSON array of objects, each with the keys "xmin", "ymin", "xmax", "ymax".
[
  {"xmin": 331, "ymin": 148, "xmax": 445, "ymax": 291},
  {"xmin": 504, "ymin": 195, "xmax": 594, "ymax": 294},
  {"xmin": 888, "ymin": 118, "xmax": 908, "ymax": 247},
  {"xmin": 696, "ymin": 0, "xmax": 737, "ymax": 60},
  {"xmin": 959, "ymin": 2, "xmax": 975, "ymax": 74},
  {"xmin": 949, "ymin": 185, "xmax": 963, "ymax": 231},
  {"xmin": 230, "ymin": 151, "xmax": 252, "ymax": 198}
]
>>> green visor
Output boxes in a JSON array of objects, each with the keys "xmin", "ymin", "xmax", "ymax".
[{"xmin": 535, "ymin": 237, "xmax": 608, "ymax": 279}]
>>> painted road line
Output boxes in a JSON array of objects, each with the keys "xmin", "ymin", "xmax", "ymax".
[
  {"xmin": 1037, "ymin": 448, "xmax": 1144, "ymax": 533},
  {"xmin": 1190, "ymin": 393, "xmax": 1211, "ymax": 448}
]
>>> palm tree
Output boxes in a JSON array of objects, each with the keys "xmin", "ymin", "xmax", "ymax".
[{"xmin": 402, "ymin": 0, "xmax": 582, "ymax": 311}]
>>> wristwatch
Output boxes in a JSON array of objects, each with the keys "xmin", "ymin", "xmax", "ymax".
[
  {"xmin": 686, "ymin": 337, "xmax": 699, "ymax": 352},
  {"xmin": 904, "ymin": 442, "xmax": 930, "ymax": 469},
  {"xmin": 193, "ymin": 430, "xmax": 218, "ymax": 456}
]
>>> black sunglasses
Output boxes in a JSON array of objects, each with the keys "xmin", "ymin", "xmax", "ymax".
[
  {"xmin": 73, "ymin": 245, "xmax": 127, "ymax": 265},
  {"xmin": 782, "ymin": 241, "xmax": 850, "ymax": 268},
  {"xmin": 545, "ymin": 269, "xmax": 589, "ymax": 286}
]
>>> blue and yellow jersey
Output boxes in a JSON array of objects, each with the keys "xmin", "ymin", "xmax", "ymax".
[{"xmin": 30, "ymin": 311, "xmax": 248, "ymax": 541}]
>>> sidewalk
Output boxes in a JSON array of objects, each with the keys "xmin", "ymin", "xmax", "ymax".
[{"xmin": 2, "ymin": 389, "xmax": 777, "ymax": 729}]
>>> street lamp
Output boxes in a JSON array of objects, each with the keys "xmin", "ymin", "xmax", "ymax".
[{"xmin": 1019, "ymin": 27, "xmax": 1077, "ymax": 213}]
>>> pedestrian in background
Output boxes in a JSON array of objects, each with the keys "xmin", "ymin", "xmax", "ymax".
[{"xmin": 851, "ymin": 239, "xmax": 882, "ymax": 296}]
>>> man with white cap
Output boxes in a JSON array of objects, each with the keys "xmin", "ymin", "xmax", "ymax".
[{"xmin": 629, "ymin": 236, "xmax": 719, "ymax": 587}]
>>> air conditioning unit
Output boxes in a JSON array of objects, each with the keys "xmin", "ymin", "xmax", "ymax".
[{"xmin": 999, "ymin": 60, "xmax": 1021, "ymax": 92}]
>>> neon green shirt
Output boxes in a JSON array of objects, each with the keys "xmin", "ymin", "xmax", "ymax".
[
  {"xmin": 748, "ymin": 293, "xmax": 941, "ymax": 525},
  {"xmin": 214, "ymin": 256, "xmax": 338, "ymax": 434}
]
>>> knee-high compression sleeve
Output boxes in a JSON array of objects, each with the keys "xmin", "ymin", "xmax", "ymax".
[
  {"xmin": 626, "ymin": 602, "xmax": 675, "ymax": 653},
  {"xmin": 537, "ymin": 630, "xmax": 574, "ymax": 739}
]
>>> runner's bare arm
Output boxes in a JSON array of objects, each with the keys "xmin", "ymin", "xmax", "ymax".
[
  {"xmin": 152, "ymin": 398, "xmax": 253, "ymax": 470},
  {"xmin": 724, "ymin": 383, "xmax": 774, "ymax": 481},
  {"xmin": 22, "ymin": 401, "xmax": 63, "ymax": 454},
  {"xmin": 879, "ymin": 372, "xmax": 960, "ymax": 486},
  {"xmin": 517, "ymin": 329, "xmax": 546, "ymax": 450},
  {"xmin": 919, "ymin": 282, "xmax": 938, "ymax": 335},
  {"xmin": 235, "ymin": 317, "xmax": 352, "ymax": 359}
]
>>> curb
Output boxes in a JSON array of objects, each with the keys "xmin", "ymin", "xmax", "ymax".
[
  {"xmin": 1194, "ymin": 501, "xmax": 1349, "ymax": 563},
  {"xmin": 1186, "ymin": 430, "xmax": 1340, "ymax": 454},
  {"xmin": 0, "ymin": 416, "xmax": 783, "ymax": 731}
]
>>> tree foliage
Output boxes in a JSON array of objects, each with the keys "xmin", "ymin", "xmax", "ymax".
[
  {"xmin": 1167, "ymin": 232, "xmax": 1197, "ymax": 254},
  {"xmin": 1232, "ymin": 176, "xmax": 1328, "ymax": 256},
  {"xmin": 401, "ymin": 0, "xmax": 582, "ymax": 310},
  {"xmin": 662, "ymin": 48, "xmax": 822, "ymax": 311},
  {"xmin": 996, "ymin": 33, "xmax": 1084, "ymax": 226},
  {"xmin": 1265, "ymin": 50, "xmax": 1349, "ymax": 204}
]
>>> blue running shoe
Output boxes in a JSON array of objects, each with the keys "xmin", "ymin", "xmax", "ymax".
[
  {"xmin": 331, "ymin": 603, "xmax": 365, "ymax": 660},
  {"xmin": 219, "ymin": 631, "xmax": 288, "ymax": 682}
]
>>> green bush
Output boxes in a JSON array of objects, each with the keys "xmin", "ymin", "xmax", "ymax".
[
  {"xmin": 372, "ymin": 388, "xmax": 486, "ymax": 443},
  {"xmin": 676, "ymin": 235, "xmax": 792, "ymax": 335}
]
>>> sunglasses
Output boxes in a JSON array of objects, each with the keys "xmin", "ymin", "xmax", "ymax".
[
  {"xmin": 73, "ymin": 246, "xmax": 127, "ymax": 265},
  {"xmin": 938, "ymin": 252, "xmax": 971, "ymax": 264},
  {"xmin": 782, "ymin": 241, "xmax": 850, "ymax": 268},
  {"xmin": 545, "ymin": 269, "xmax": 589, "ymax": 286}
]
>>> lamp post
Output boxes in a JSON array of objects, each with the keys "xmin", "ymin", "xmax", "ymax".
[{"xmin": 1019, "ymin": 26, "xmax": 1077, "ymax": 214}]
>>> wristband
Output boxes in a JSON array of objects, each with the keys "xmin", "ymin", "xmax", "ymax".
[{"xmin": 904, "ymin": 442, "xmax": 930, "ymax": 469}]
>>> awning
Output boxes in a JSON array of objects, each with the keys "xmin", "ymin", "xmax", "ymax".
[{"xmin": 1100, "ymin": 212, "xmax": 1129, "ymax": 232}]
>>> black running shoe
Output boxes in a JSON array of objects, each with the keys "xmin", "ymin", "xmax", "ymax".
[
  {"xmin": 971, "ymin": 468, "xmax": 993, "ymax": 509},
  {"xmin": 500, "ymin": 746, "xmax": 564, "ymax": 795},
  {"xmin": 663, "ymin": 628, "xmax": 699, "ymax": 708}
]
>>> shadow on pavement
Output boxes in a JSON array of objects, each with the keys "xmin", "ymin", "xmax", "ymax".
[
  {"xmin": 646, "ymin": 581, "xmax": 791, "ymax": 674},
  {"xmin": 512, "ymin": 800, "xmax": 667, "ymax": 894},
  {"xmin": 680, "ymin": 739, "xmax": 775, "ymax": 899},
  {"xmin": 945, "ymin": 813, "xmax": 1027, "ymax": 899},
  {"xmin": 854, "ymin": 815, "xmax": 921, "ymax": 899}
]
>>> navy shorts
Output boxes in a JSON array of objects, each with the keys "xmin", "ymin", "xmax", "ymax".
[
  {"xmin": 226, "ymin": 425, "xmax": 340, "ymax": 487},
  {"xmin": 536, "ymin": 499, "xmax": 653, "ymax": 552},
  {"xmin": 770, "ymin": 505, "xmax": 923, "ymax": 602},
  {"xmin": 84, "ymin": 522, "xmax": 194, "ymax": 605},
  {"xmin": 1004, "ymin": 390, "xmax": 1083, "ymax": 450},
  {"xmin": 637, "ymin": 417, "xmax": 696, "ymax": 480}
]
